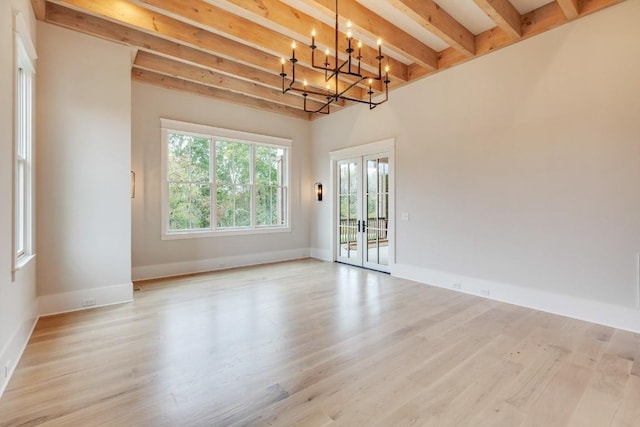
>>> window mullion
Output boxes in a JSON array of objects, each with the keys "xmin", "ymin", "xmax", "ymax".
[
  {"xmin": 210, "ymin": 138, "xmax": 215, "ymax": 232},
  {"xmin": 250, "ymin": 144, "xmax": 256, "ymax": 229}
]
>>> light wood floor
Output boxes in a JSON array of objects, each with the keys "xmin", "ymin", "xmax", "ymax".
[{"xmin": 1, "ymin": 259, "xmax": 639, "ymax": 426}]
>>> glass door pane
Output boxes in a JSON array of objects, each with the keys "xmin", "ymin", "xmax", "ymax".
[
  {"xmin": 336, "ymin": 159, "xmax": 361, "ymax": 265},
  {"xmin": 364, "ymin": 156, "xmax": 389, "ymax": 272}
]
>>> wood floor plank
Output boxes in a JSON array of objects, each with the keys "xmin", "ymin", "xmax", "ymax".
[
  {"xmin": 523, "ymin": 361, "xmax": 592, "ymax": 426},
  {"xmin": 373, "ymin": 334, "xmax": 522, "ymax": 426},
  {"xmin": 470, "ymin": 399, "xmax": 526, "ymax": 427},
  {"xmin": 0, "ymin": 259, "xmax": 638, "ymax": 426},
  {"xmin": 610, "ymin": 374, "xmax": 640, "ymax": 427},
  {"xmin": 567, "ymin": 322, "xmax": 615, "ymax": 369},
  {"xmin": 567, "ymin": 353, "xmax": 632, "ymax": 426},
  {"xmin": 606, "ymin": 329, "xmax": 640, "ymax": 377}
]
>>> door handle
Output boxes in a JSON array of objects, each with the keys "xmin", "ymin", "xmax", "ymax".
[
  {"xmin": 362, "ymin": 220, "xmax": 366, "ymax": 233},
  {"xmin": 357, "ymin": 220, "xmax": 361, "ymax": 233}
]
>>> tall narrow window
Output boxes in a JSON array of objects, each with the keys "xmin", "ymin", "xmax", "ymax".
[
  {"xmin": 215, "ymin": 140, "xmax": 251, "ymax": 229},
  {"xmin": 166, "ymin": 133, "xmax": 212, "ymax": 231},
  {"xmin": 16, "ymin": 66, "xmax": 27, "ymax": 257},
  {"xmin": 255, "ymin": 145, "xmax": 286, "ymax": 227},
  {"xmin": 14, "ymin": 14, "xmax": 35, "ymax": 268},
  {"xmin": 161, "ymin": 119, "xmax": 291, "ymax": 239}
]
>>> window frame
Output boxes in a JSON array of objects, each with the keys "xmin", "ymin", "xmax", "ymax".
[
  {"xmin": 160, "ymin": 119, "xmax": 292, "ymax": 240},
  {"xmin": 13, "ymin": 12, "xmax": 36, "ymax": 271}
]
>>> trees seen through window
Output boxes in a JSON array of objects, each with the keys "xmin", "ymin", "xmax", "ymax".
[{"xmin": 164, "ymin": 125, "xmax": 289, "ymax": 237}]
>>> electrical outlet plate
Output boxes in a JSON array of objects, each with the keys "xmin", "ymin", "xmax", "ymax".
[
  {"xmin": 82, "ymin": 297, "xmax": 96, "ymax": 307},
  {"xmin": 4, "ymin": 361, "xmax": 10, "ymax": 378},
  {"xmin": 452, "ymin": 283, "xmax": 462, "ymax": 290}
]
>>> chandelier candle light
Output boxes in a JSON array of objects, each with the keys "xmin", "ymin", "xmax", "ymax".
[{"xmin": 279, "ymin": 0, "xmax": 390, "ymax": 114}]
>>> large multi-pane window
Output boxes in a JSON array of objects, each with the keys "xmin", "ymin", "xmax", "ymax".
[
  {"xmin": 14, "ymin": 14, "xmax": 35, "ymax": 267},
  {"xmin": 161, "ymin": 119, "xmax": 290, "ymax": 238}
]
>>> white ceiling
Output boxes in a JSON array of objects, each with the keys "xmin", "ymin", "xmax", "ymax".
[
  {"xmin": 357, "ymin": 0, "xmax": 451, "ymax": 51},
  {"xmin": 510, "ymin": 0, "xmax": 557, "ymax": 14},
  {"xmin": 282, "ymin": 0, "xmax": 558, "ymax": 57}
]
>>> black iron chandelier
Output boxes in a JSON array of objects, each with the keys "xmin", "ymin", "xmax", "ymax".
[{"xmin": 279, "ymin": 0, "xmax": 390, "ymax": 114}]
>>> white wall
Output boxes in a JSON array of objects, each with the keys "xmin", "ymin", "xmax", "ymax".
[
  {"xmin": 311, "ymin": 1, "xmax": 640, "ymax": 331},
  {"xmin": 36, "ymin": 23, "xmax": 132, "ymax": 314},
  {"xmin": 0, "ymin": 0, "xmax": 38, "ymax": 397},
  {"xmin": 131, "ymin": 83, "xmax": 312, "ymax": 280}
]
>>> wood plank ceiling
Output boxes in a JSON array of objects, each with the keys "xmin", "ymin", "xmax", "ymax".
[{"xmin": 32, "ymin": 0, "xmax": 625, "ymax": 120}]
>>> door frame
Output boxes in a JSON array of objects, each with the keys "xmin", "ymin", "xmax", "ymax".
[{"xmin": 330, "ymin": 138, "xmax": 395, "ymax": 270}]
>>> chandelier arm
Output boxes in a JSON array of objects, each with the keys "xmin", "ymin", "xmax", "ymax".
[
  {"xmin": 341, "ymin": 79, "xmax": 389, "ymax": 106},
  {"xmin": 339, "ymin": 94, "xmax": 388, "ymax": 108},
  {"xmin": 310, "ymin": 44, "xmax": 321, "ymax": 70},
  {"xmin": 286, "ymin": 82, "xmax": 334, "ymax": 113},
  {"xmin": 304, "ymin": 95, "xmax": 332, "ymax": 114},
  {"xmin": 291, "ymin": 60, "xmax": 297, "ymax": 84},
  {"xmin": 314, "ymin": 66, "xmax": 382, "ymax": 81},
  {"xmin": 369, "ymin": 81, "xmax": 390, "ymax": 109},
  {"xmin": 281, "ymin": 77, "xmax": 298, "ymax": 95},
  {"xmin": 284, "ymin": 76, "xmax": 389, "ymax": 106},
  {"xmin": 334, "ymin": 0, "xmax": 339, "ymax": 98},
  {"xmin": 287, "ymin": 86, "xmax": 335, "ymax": 98}
]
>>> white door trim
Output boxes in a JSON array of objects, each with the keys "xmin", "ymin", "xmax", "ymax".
[
  {"xmin": 330, "ymin": 139, "xmax": 395, "ymax": 270},
  {"xmin": 330, "ymin": 138, "xmax": 395, "ymax": 161}
]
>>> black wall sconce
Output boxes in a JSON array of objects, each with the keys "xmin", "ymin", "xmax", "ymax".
[{"xmin": 315, "ymin": 182, "xmax": 323, "ymax": 201}]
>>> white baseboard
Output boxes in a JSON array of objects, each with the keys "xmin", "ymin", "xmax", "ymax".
[
  {"xmin": 38, "ymin": 282, "xmax": 133, "ymax": 317},
  {"xmin": 132, "ymin": 248, "xmax": 311, "ymax": 281},
  {"xmin": 0, "ymin": 299, "xmax": 38, "ymax": 398},
  {"xmin": 310, "ymin": 248, "xmax": 331, "ymax": 262},
  {"xmin": 392, "ymin": 263, "xmax": 640, "ymax": 334}
]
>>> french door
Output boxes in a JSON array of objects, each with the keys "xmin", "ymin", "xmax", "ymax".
[{"xmin": 336, "ymin": 154, "xmax": 391, "ymax": 272}]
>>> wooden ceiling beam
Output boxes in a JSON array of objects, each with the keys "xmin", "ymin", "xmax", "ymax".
[
  {"xmin": 580, "ymin": 0, "xmax": 623, "ymax": 15},
  {"xmin": 221, "ymin": 0, "xmax": 431, "ymax": 73},
  {"xmin": 132, "ymin": 0, "xmax": 407, "ymax": 83},
  {"xmin": 438, "ymin": 0, "xmax": 623, "ymax": 69},
  {"xmin": 388, "ymin": 0, "xmax": 476, "ymax": 57},
  {"xmin": 46, "ymin": 3, "xmax": 354, "ymax": 102},
  {"xmin": 556, "ymin": 0, "xmax": 580, "ymax": 19},
  {"xmin": 51, "ymin": 0, "xmax": 378, "ymax": 93},
  {"xmin": 290, "ymin": 0, "xmax": 438, "ymax": 71},
  {"xmin": 473, "ymin": 0, "xmax": 522, "ymax": 39},
  {"xmin": 134, "ymin": 51, "xmax": 337, "ymax": 112},
  {"xmin": 30, "ymin": 0, "xmax": 46, "ymax": 19},
  {"xmin": 132, "ymin": 68, "xmax": 310, "ymax": 120},
  {"xmin": 45, "ymin": 4, "xmax": 272, "ymax": 86},
  {"xmin": 407, "ymin": 63, "xmax": 432, "ymax": 81},
  {"xmin": 47, "ymin": 1, "xmax": 274, "ymax": 71}
]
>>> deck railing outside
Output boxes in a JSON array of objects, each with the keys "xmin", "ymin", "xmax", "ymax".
[{"xmin": 339, "ymin": 218, "xmax": 387, "ymax": 244}]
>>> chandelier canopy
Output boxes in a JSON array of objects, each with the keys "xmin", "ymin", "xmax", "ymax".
[{"xmin": 279, "ymin": 0, "xmax": 390, "ymax": 114}]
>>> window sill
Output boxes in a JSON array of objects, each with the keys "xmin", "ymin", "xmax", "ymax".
[
  {"xmin": 161, "ymin": 226, "xmax": 291, "ymax": 241},
  {"xmin": 14, "ymin": 253, "xmax": 36, "ymax": 272}
]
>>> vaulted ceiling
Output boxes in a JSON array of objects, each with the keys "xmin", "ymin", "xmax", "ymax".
[{"xmin": 31, "ymin": 0, "xmax": 625, "ymax": 120}]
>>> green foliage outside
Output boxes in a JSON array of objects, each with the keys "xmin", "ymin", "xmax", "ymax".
[
  {"xmin": 215, "ymin": 140, "xmax": 251, "ymax": 228},
  {"xmin": 168, "ymin": 133, "xmax": 211, "ymax": 231},
  {"xmin": 167, "ymin": 132, "xmax": 287, "ymax": 232},
  {"xmin": 254, "ymin": 145, "xmax": 286, "ymax": 227}
]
